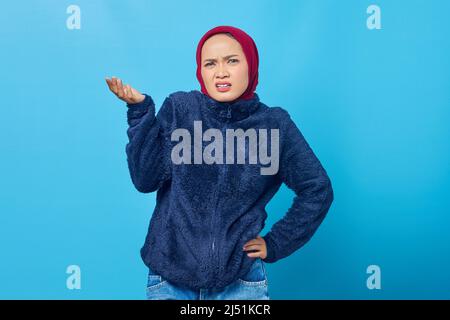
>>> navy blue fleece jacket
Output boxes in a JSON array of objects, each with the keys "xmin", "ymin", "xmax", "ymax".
[{"xmin": 125, "ymin": 90, "xmax": 334, "ymax": 290}]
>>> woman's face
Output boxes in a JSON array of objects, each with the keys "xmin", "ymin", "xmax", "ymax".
[{"xmin": 201, "ymin": 33, "xmax": 249, "ymax": 102}]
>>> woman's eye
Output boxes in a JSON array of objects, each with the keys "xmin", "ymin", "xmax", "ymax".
[{"xmin": 204, "ymin": 59, "xmax": 238, "ymax": 67}]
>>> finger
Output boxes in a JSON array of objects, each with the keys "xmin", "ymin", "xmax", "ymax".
[
  {"xmin": 243, "ymin": 239, "xmax": 262, "ymax": 248},
  {"xmin": 125, "ymin": 85, "xmax": 132, "ymax": 101},
  {"xmin": 243, "ymin": 244, "xmax": 263, "ymax": 252},
  {"xmin": 128, "ymin": 85, "xmax": 135, "ymax": 101},
  {"xmin": 127, "ymin": 85, "xmax": 133, "ymax": 97},
  {"xmin": 123, "ymin": 84, "xmax": 128, "ymax": 98},
  {"xmin": 105, "ymin": 78, "xmax": 114, "ymax": 91},
  {"xmin": 246, "ymin": 251, "xmax": 262, "ymax": 258},
  {"xmin": 117, "ymin": 78, "xmax": 125, "ymax": 98},
  {"xmin": 111, "ymin": 76, "xmax": 118, "ymax": 93}
]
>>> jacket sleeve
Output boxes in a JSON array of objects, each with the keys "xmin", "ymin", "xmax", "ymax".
[
  {"xmin": 125, "ymin": 93, "xmax": 173, "ymax": 193},
  {"xmin": 262, "ymin": 110, "xmax": 334, "ymax": 263}
]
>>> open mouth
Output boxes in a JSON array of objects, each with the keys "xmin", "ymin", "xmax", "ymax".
[
  {"xmin": 216, "ymin": 83, "xmax": 231, "ymax": 88},
  {"xmin": 216, "ymin": 83, "xmax": 232, "ymax": 92}
]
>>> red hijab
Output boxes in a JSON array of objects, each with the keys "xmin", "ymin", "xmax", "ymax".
[{"xmin": 195, "ymin": 26, "xmax": 259, "ymax": 101}]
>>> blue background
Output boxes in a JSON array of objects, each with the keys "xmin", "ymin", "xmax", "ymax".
[{"xmin": 1, "ymin": 0, "xmax": 449, "ymax": 299}]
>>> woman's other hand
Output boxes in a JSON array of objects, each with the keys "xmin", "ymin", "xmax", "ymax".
[
  {"xmin": 243, "ymin": 235, "xmax": 267, "ymax": 259},
  {"xmin": 105, "ymin": 76, "xmax": 145, "ymax": 104}
]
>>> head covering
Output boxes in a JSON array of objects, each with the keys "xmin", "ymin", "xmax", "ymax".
[{"xmin": 196, "ymin": 25, "xmax": 259, "ymax": 101}]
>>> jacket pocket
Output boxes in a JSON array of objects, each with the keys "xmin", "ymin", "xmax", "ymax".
[{"xmin": 238, "ymin": 258, "xmax": 268, "ymax": 286}]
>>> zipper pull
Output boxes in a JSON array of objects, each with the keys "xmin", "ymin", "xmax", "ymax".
[{"xmin": 226, "ymin": 106, "xmax": 232, "ymax": 118}]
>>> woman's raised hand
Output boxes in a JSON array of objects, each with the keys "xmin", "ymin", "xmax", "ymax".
[{"xmin": 105, "ymin": 76, "xmax": 146, "ymax": 104}]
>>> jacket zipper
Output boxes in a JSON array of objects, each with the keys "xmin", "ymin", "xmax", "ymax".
[{"xmin": 210, "ymin": 106, "xmax": 232, "ymax": 284}]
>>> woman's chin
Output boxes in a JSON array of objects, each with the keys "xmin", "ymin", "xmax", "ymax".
[{"xmin": 208, "ymin": 89, "xmax": 243, "ymax": 102}]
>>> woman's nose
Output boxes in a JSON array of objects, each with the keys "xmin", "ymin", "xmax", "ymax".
[{"xmin": 216, "ymin": 63, "xmax": 229, "ymax": 77}]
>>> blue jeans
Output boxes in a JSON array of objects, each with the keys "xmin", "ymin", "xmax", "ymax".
[{"xmin": 146, "ymin": 258, "xmax": 270, "ymax": 300}]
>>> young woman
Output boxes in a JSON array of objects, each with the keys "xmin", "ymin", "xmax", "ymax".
[{"xmin": 105, "ymin": 25, "xmax": 334, "ymax": 300}]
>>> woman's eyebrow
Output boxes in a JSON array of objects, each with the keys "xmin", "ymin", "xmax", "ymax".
[{"xmin": 203, "ymin": 54, "xmax": 239, "ymax": 63}]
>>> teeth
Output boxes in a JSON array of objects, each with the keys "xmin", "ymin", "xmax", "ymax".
[{"xmin": 217, "ymin": 84, "xmax": 231, "ymax": 87}]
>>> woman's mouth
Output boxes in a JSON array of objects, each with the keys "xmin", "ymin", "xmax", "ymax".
[{"xmin": 216, "ymin": 82, "xmax": 232, "ymax": 92}]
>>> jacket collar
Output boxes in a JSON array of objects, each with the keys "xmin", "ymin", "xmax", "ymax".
[{"xmin": 196, "ymin": 90, "xmax": 261, "ymax": 122}]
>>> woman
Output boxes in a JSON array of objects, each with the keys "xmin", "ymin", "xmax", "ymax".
[{"xmin": 105, "ymin": 25, "xmax": 334, "ymax": 300}]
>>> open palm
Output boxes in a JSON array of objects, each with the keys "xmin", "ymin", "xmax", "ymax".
[{"xmin": 105, "ymin": 76, "xmax": 145, "ymax": 104}]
